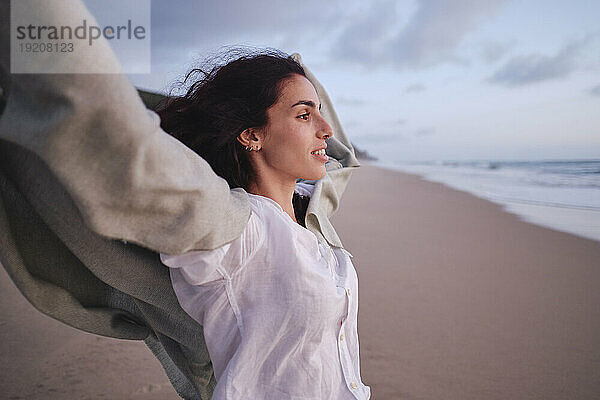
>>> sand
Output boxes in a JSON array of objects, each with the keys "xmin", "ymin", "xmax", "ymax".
[{"xmin": 1, "ymin": 163, "xmax": 599, "ymax": 399}]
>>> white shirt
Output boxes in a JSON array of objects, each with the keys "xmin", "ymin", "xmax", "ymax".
[{"xmin": 161, "ymin": 183, "xmax": 371, "ymax": 399}]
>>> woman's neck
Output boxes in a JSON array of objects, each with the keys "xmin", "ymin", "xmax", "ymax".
[{"xmin": 248, "ymin": 179, "xmax": 297, "ymax": 223}]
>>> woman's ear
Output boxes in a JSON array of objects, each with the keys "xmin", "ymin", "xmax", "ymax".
[
  {"xmin": 236, "ymin": 130, "xmax": 249, "ymax": 147},
  {"xmin": 237, "ymin": 128, "xmax": 262, "ymax": 148}
]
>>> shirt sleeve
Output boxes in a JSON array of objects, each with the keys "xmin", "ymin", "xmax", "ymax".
[
  {"xmin": 0, "ymin": 0, "xmax": 250, "ymax": 255},
  {"xmin": 160, "ymin": 207, "xmax": 264, "ymax": 285}
]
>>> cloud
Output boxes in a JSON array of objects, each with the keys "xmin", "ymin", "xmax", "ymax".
[
  {"xmin": 415, "ymin": 127, "xmax": 435, "ymax": 136},
  {"xmin": 479, "ymin": 39, "xmax": 513, "ymax": 63},
  {"xmin": 126, "ymin": 0, "xmax": 351, "ymax": 89},
  {"xmin": 342, "ymin": 120, "xmax": 363, "ymax": 129},
  {"xmin": 328, "ymin": 0, "xmax": 397, "ymax": 66},
  {"xmin": 149, "ymin": 0, "xmax": 343, "ymax": 50},
  {"xmin": 488, "ymin": 35, "xmax": 595, "ymax": 87},
  {"xmin": 404, "ymin": 83, "xmax": 426, "ymax": 93},
  {"xmin": 589, "ymin": 84, "xmax": 600, "ymax": 97},
  {"xmin": 330, "ymin": 0, "xmax": 508, "ymax": 69},
  {"xmin": 336, "ymin": 97, "xmax": 366, "ymax": 106},
  {"xmin": 388, "ymin": 0, "xmax": 508, "ymax": 68},
  {"xmin": 138, "ymin": 0, "xmax": 350, "ymax": 82},
  {"xmin": 131, "ymin": 0, "xmax": 509, "ymax": 78},
  {"xmin": 353, "ymin": 133, "xmax": 405, "ymax": 142}
]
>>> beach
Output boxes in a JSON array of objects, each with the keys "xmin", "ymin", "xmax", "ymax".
[{"xmin": 1, "ymin": 163, "xmax": 599, "ymax": 399}]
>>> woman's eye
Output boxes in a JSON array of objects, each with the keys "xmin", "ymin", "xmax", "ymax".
[{"xmin": 297, "ymin": 113, "xmax": 310, "ymax": 120}]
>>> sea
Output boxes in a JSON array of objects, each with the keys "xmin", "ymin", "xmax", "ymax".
[{"xmin": 369, "ymin": 159, "xmax": 600, "ymax": 243}]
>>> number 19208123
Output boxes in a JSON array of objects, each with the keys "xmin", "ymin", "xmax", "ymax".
[{"xmin": 19, "ymin": 42, "xmax": 74, "ymax": 53}]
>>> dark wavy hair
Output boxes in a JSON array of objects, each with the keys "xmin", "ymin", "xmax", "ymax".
[{"xmin": 155, "ymin": 47, "xmax": 310, "ymax": 225}]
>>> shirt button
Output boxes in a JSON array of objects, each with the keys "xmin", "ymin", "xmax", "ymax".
[
  {"xmin": 350, "ymin": 382, "xmax": 358, "ymax": 389},
  {"xmin": 339, "ymin": 333, "xmax": 344, "ymax": 341}
]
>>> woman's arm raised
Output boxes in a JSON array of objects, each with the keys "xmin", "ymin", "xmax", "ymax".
[{"xmin": 0, "ymin": 0, "xmax": 250, "ymax": 255}]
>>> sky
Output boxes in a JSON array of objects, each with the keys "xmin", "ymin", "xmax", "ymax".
[{"xmin": 98, "ymin": 0, "xmax": 600, "ymax": 163}]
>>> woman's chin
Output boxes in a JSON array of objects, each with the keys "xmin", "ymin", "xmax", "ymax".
[{"xmin": 300, "ymin": 167, "xmax": 326, "ymax": 181}]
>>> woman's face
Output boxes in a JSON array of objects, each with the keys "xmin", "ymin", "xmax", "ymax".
[{"xmin": 254, "ymin": 74, "xmax": 333, "ymax": 182}]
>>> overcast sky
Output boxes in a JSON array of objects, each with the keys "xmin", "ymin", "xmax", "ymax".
[{"xmin": 109, "ymin": 0, "xmax": 599, "ymax": 162}]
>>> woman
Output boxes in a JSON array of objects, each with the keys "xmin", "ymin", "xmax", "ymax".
[
  {"xmin": 157, "ymin": 50, "xmax": 371, "ymax": 399},
  {"xmin": 0, "ymin": 2, "xmax": 368, "ymax": 396}
]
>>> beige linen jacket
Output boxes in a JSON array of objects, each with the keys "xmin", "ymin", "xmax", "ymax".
[{"xmin": 0, "ymin": 1, "xmax": 360, "ymax": 398}]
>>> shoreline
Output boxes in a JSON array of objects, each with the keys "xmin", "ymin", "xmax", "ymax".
[{"xmin": 363, "ymin": 159, "xmax": 600, "ymax": 243}]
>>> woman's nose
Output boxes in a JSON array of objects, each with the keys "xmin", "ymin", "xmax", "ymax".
[{"xmin": 318, "ymin": 116, "xmax": 334, "ymax": 140}]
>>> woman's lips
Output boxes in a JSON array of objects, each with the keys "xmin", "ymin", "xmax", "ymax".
[{"xmin": 311, "ymin": 153, "xmax": 328, "ymax": 162}]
